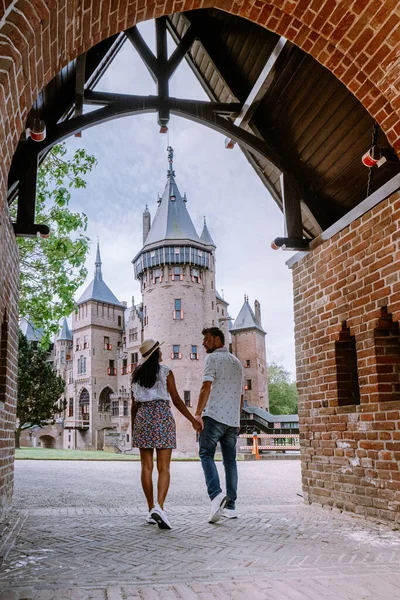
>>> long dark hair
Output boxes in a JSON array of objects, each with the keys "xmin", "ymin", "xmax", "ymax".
[{"xmin": 132, "ymin": 348, "xmax": 160, "ymax": 388}]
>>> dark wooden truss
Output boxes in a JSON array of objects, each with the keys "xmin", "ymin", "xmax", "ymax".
[{"xmin": 7, "ymin": 10, "xmax": 400, "ymax": 249}]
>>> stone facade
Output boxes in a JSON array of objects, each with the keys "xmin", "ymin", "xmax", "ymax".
[{"xmin": 292, "ymin": 191, "xmax": 400, "ymax": 525}]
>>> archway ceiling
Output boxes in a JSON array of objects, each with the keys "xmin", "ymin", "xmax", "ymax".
[{"xmin": 8, "ymin": 8, "xmax": 400, "ymax": 242}]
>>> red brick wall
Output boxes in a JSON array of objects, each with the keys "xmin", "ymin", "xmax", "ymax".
[
  {"xmin": 0, "ymin": 183, "xmax": 19, "ymax": 519},
  {"xmin": 293, "ymin": 191, "xmax": 400, "ymax": 524}
]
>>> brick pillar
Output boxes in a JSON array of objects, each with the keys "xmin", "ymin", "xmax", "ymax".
[{"xmin": 0, "ymin": 184, "xmax": 20, "ymax": 519}]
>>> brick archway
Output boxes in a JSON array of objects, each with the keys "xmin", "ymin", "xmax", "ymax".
[{"xmin": 1, "ymin": 1, "xmax": 400, "ymax": 191}]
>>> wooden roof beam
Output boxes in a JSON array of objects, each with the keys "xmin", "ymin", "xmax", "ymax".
[
  {"xmin": 226, "ymin": 37, "xmax": 287, "ymax": 148},
  {"xmin": 125, "ymin": 26, "xmax": 158, "ymax": 83},
  {"xmin": 74, "ymin": 53, "xmax": 86, "ymax": 138}
]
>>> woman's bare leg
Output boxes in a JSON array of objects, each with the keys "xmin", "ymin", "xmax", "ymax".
[
  {"xmin": 140, "ymin": 448, "xmax": 155, "ymax": 511},
  {"xmin": 156, "ymin": 448, "xmax": 172, "ymax": 509}
]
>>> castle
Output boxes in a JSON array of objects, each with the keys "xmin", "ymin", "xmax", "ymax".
[{"xmin": 53, "ymin": 149, "xmax": 269, "ymax": 454}]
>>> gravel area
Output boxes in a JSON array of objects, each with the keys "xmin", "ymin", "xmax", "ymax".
[{"xmin": 13, "ymin": 459, "xmax": 302, "ymax": 510}]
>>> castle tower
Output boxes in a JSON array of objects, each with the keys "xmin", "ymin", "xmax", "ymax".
[
  {"xmin": 230, "ymin": 296, "xmax": 269, "ymax": 411},
  {"xmin": 64, "ymin": 241, "xmax": 125, "ymax": 450},
  {"xmin": 132, "ymin": 147, "xmax": 218, "ymax": 452}
]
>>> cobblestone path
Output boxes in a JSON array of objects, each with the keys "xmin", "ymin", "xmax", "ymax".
[{"xmin": 1, "ymin": 503, "xmax": 400, "ymax": 599}]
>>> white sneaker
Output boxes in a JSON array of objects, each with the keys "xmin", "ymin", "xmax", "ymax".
[
  {"xmin": 209, "ymin": 493, "xmax": 228, "ymax": 524},
  {"xmin": 146, "ymin": 511, "xmax": 156, "ymax": 524},
  {"xmin": 223, "ymin": 507, "xmax": 238, "ymax": 519},
  {"xmin": 150, "ymin": 503, "xmax": 172, "ymax": 530}
]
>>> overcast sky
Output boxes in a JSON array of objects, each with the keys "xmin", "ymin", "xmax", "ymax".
[{"xmin": 64, "ymin": 21, "xmax": 297, "ymax": 377}]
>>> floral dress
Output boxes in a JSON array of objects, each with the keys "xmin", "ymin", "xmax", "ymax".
[{"xmin": 131, "ymin": 364, "xmax": 176, "ymax": 449}]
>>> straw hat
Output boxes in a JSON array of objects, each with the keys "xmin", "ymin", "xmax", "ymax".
[{"xmin": 139, "ymin": 339, "xmax": 163, "ymax": 363}]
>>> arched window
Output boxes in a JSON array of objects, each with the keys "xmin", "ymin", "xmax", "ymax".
[
  {"xmin": 99, "ymin": 387, "xmax": 113, "ymax": 413},
  {"xmin": 79, "ymin": 388, "xmax": 90, "ymax": 420}
]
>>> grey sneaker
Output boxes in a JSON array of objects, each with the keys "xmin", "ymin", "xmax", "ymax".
[
  {"xmin": 209, "ymin": 493, "xmax": 228, "ymax": 524},
  {"xmin": 223, "ymin": 507, "xmax": 238, "ymax": 519},
  {"xmin": 150, "ymin": 503, "xmax": 172, "ymax": 529}
]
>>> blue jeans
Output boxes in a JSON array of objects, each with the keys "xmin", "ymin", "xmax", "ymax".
[{"xmin": 199, "ymin": 416, "xmax": 238, "ymax": 509}]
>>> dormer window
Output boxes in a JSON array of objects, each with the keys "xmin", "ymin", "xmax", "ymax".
[{"xmin": 170, "ymin": 195, "xmax": 176, "ymax": 202}]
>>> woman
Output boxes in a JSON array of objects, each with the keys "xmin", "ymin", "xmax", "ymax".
[{"xmin": 131, "ymin": 338, "xmax": 202, "ymax": 529}]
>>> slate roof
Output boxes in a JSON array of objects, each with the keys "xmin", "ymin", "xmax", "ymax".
[
  {"xmin": 200, "ymin": 218, "xmax": 216, "ymax": 247},
  {"xmin": 243, "ymin": 406, "xmax": 298, "ymax": 423},
  {"xmin": 143, "ymin": 173, "xmax": 202, "ymax": 247},
  {"xmin": 77, "ymin": 242, "xmax": 122, "ymax": 307},
  {"xmin": 216, "ymin": 290, "xmax": 229, "ymax": 305},
  {"xmin": 231, "ymin": 298, "xmax": 266, "ymax": 334},
  {"xmin": 58, "ymin": 318, "xmax": 72, "ymax": 341},
  {"xmin": 19, "ymin": 318, "xmax": 44, "ymax": 342}
]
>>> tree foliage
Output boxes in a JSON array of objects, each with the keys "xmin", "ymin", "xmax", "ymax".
[
  {"xmin": 11, "ymin": 144, "xmax": 97, "ymax": 345},
  {"xmin": 268, "ymin": 362, "xmax": 298, "ymax": 415},
  {"xmin": 16, "ymin": 331, "xmax": 65, "ymax": 448}
]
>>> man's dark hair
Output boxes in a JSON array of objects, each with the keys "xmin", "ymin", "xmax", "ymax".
[
  {"xmin": 132, "ymin": 348, "xmax": 160, "ymax": 388},
  {"xmin": 202, "ymin": 327, "xmax": 225, "ymax": 345}
]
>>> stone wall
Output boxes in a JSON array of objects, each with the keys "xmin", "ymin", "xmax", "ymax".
[{"xmin": 293, "ymin": 192, "xmax": 400, "ymax": 524}]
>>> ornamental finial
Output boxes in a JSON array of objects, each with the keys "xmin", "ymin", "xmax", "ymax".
[{"xmin": 167, "ymin": 146, "xmax": 175, "ymax": 177}]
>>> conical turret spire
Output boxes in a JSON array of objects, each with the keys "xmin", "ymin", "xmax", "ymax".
[
  {"xmin": 58, "ymin": 317, "xmax": 72, "ymax": 341},
  {"xmin": 201, "ymin": 217, "xmax": 216, "ymax": 247},
  {"xmin": 95, "ymin": 239, "xmax": 102, "ymax": 281},
  {"xmin": 231, "ymin": 296, "xmax": 266, "ymax": 334},
  {"xmin": 77, "ymin": 239, "xmax": 122, "ymax": 307},
  {"xmin": 140, "ymin": 147, "xmax": 202, "ymax": 247}
]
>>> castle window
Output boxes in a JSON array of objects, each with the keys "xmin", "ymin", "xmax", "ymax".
[
  {"xmin": 245, "ymin": 379, "xmax": 252, "ymax": 391},
  {"xmin": 144, "ymin": 306, "xmax": 148, "ymax": 326},
  {"xmin": 108, "ymin": 360, "xmax": 116, "ymax": 376},
  {"xmin": 211, "ymin": 281, "xmax": 214, "ymax": 289},
  {"xmin": 112, "ymin": 400, "xmax": 119, "ymax": 416},
  {"xmin": 217, "ymin": 306, "xmax": 219, "ymax": 313},
  {"xmin": 123, "ymin": 400, "xmax": 129, "ymax": 416},
  {"xmin": 173, "ymin": 299, "xmax": 183, "ymax": 320},
  {"xmin": 68, "ymin": 398, "xmax": 73, "ymax": 417},
  {"xmin": 211, "ymin": 301, "xmax": 214, "ymax": 310},
  {"xmin": 131, "ymin": 352, "xmax": 138, "ymax": 365},
  {"xmin": 153, "ymin": 268, "xmax": 162, "ymax": 283},
  {"xmin": 121, "ymin": 358, "xmax": 128, "ymax": 375},
  {"xmin": 191, "ymin": 268, "xmax": 199, "ymax": 283},
  {"xmin": 99, "ymin": 387, "xmax": 112, "ymax": 413},
  {"xmin": 190, "ymin": 345, "xmax": 198, "ymax": 360},
  {"xmin": 173, "ymin": 266, "xmax": 182, "ymax": 281},
  {"xmin": 104, "ymin": 336, "xmax": 112, "ymax": 350},
  {"xmin": 83, "ymin": 335, "xmax": 88, "ymax": 349},
  {"xmin": 75, "ymin": 337, "xmax": 80, "ymax": 351},
  {"xmin": 245, "ymin": 359, "xmax": 250, "ymax": 368},
  {"xmin": 222, "ymin": 309, "xmax": 224, "ymax": 316},
  {"xmin": 77, "ymin": 356, "xmax": 86, "ymax": 374},
  {"xmin": 184, "ymin": 391, "xmax": 191, "ymax": 407},
  {"xmin": 118, "ymin": 316, "xmax": 122, "ymax": 327},
  {"xmin": 172, "ymin": 345, "xmax": 182, "ymax": 359},
  {"xmin": 61, "ymin": 350, "xmax": 65, "ymax": 363}
]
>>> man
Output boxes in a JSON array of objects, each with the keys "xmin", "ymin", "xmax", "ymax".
[{"xmin": 194, "ymin": 327, "xmax": 244, "ymax": 524}]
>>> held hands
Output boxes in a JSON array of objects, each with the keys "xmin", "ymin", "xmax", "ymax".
[{"xmin": 192, "ymin": 414, "xmax": 204, "ymax": 432}]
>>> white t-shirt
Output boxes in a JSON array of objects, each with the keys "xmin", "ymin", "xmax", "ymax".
[
  {"xmin": 132, "ymin": 364, "xmax": 171, "ymax": 403},
  {"xmin": 202, "ymin": 348, "xmax": 243, "ymax": 427}
]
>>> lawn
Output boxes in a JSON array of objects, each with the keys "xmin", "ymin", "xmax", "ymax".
[{"xmin": 15, "ymin": 447, "xmax": 141, "ymax": 460}]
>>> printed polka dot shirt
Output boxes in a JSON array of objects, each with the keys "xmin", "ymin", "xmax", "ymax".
[{"xmin": 202, "ymin": 348, "xmax": 244, "ymax": 427}]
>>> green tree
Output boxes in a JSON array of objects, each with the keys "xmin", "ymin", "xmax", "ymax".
[
  {"xmin": 268, "ymin": 362, "xmax": 298, "ymax": 415},
  {"xmin": 16, "ymin": 331, "xmax": 65, "ymax": 448},
  {"xmin": 11, "ymin": 144, "xmax": 97, "ymax": 345}
]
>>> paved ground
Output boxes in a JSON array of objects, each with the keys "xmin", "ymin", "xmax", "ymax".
[{"xmin": 1, "ymin": 460, "xmax": 400, "ymax": 599}]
